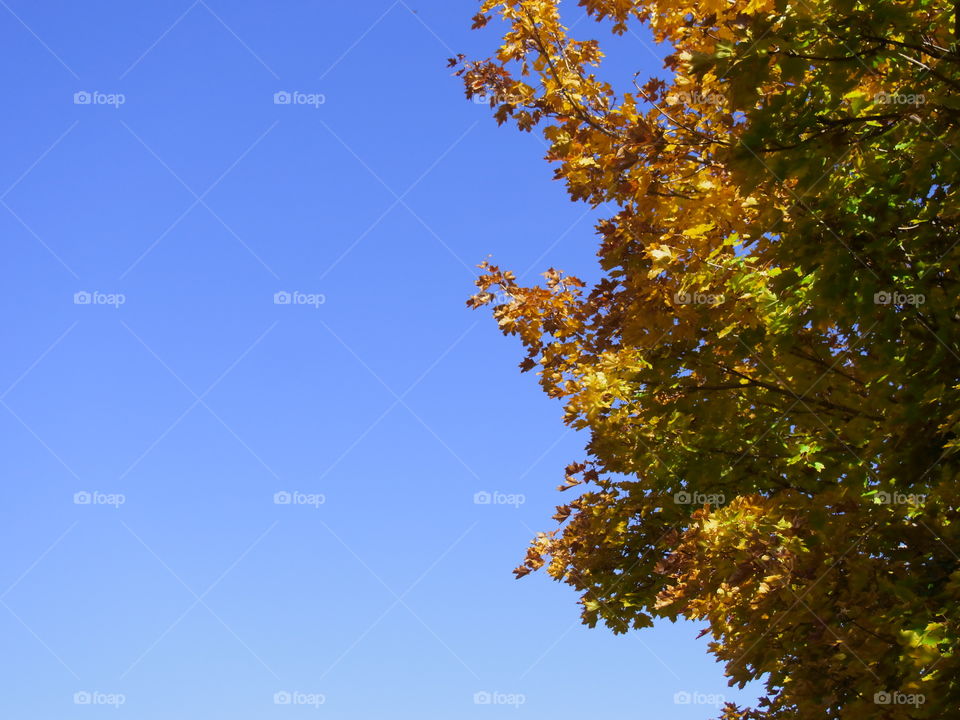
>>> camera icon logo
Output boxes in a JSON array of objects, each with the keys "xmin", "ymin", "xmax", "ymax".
[
  {"xmin": 74, "ymin": 491, "xmax": 92, "ymax": 505},
  {"xmin": 473, "ymin": 491, "xmax": 492, "ymax": 505},
  {"xmin": 274, "ymin": 491, "xmax": 292, "ymax": 505},
  {"xmin": 674, "ymin": 691, "xmax": 692, "ymax": 705},
  {"xmin": 674, "ymin": 291, "xmax": 692, "ymax": 305},
  {"xmin": 874, "ymin": 691, "xmax": 892, "ymax": 705},
  {"xmin": 273, "ymin": 691, "xmax": 292, "ymax": 705},
  {"xmin": 875, "ymin": 491, "xmax": 891, "ymax": 505},
  {"xmin": 874, "ymin": 291, "xmax": 892, "ymax": 305},
  {"xmin": 274, "ymin": 291, "xmax": 292, "ymax": 305},
  {"xmin": 674, "ymin": 491, "xmax": 691, "ymax": 504},
  {"xmin": 473, "ymin": 691, "xmax": 492, "ymax": 705},
  {"xmin": 74, "ymin": 291, "xmax": 92, "ymax": 305},
  {"xmin": 273, "ymin": 91, "xmax": 292, "ymax": 105},
  {"xmin": 73, "ymin": 691, "xmax": 92, "ymax": 705},
  {"xmin": 73, "ymin": 91, "xmax": 92, "ymax": 105}
]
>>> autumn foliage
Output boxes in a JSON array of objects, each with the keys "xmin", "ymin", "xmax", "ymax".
[{"xmin": 456, "ymin": 0, "xmax": 959, "ymax": 717}]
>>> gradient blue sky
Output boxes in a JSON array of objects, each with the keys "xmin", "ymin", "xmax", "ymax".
[{"xmin": 0, "ymin": 2, "xmax": 758, "ymax": 717}]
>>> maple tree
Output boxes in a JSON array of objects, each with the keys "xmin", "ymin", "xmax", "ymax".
[{"xmin": 455, "ymin": 0, "xmax": 960, "ymax": 717}]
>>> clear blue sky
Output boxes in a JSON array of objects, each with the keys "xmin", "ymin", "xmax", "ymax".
[{"xmin": 0, "ymin": 2, "xmax": 758, "ymax": 717}]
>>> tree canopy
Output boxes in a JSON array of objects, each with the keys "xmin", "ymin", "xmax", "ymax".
[{"xmin": 456, "ymin": 0, "xmax": 960, "ymax": 717}]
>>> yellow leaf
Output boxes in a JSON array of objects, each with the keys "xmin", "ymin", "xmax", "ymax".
[{"xmin": 683, "ymin": 222, "xmax": 714, "ymax": 238}]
